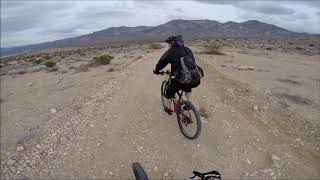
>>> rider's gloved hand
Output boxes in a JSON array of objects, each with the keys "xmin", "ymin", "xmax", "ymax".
[{"xmin": 153, "ymin": 69, "xmax": 160, "ymax": 75}]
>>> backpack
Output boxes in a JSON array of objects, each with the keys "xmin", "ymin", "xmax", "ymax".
[{"xmin": 175, "ymin": 49, "xmax": 204, "ymax": 84}]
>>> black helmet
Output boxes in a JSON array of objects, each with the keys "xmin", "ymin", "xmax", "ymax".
[{"xmin": 165, "ymin": 35, "xmax": 184, "ymax": 46}]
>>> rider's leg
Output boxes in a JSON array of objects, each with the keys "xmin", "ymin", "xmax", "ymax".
[
  {"xmin": 185, "ymin": 92, "xmax": 192, "ymax": 101},
  {"xmin": 164, "ymin": 79, "xmax": 177, "ymax": 113},
  {"xmin": 165, "ymin": 98, "xmax": 172, "ymax": 110}
]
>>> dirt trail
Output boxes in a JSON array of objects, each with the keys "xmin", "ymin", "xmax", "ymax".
[{"xmin": 1, "ymin": 49, "xmax": 319, "ymax": 179}]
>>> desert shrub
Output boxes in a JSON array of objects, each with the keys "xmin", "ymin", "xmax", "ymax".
[
  {"xmin": 76, "ymin": 64, "xmax": 90, "ymax": 73},
  {"xmin": 47, "ymin": 66, "xmax": 59, "ymax": 72},
  {"xmin": 32, "ymin": 58, "xmax": 43, "ymax": 64},
  {"xmin": 60, "ymin": 70, "xmax": 68, "ymax": 74},
  {"xmin": 93, "ymin": 54, "xmax": 113, "ymax": 65},
  {"xmin": 107, "ymin": 67, "xmax": 115, "ymax": 72},
  {"xmin": 18, "ymin": 70, "xmax": 28, "ymax": 74},
  {"xmin": 150, "ymin": 43, "xmax": 164, "ymax": 49},
  {"xmin": 44, "ymin": 61, "xmax": 56, "ymax": 68},
  {"xmin": 204, "ymin": 41, "xmax": 223, "ymax": 55},
  {"xmin": 199, "ymin": 107, "xmax": 209, "ymax": 119},
  {"xmin": 41, "ymin": 54, "xmax": 51, "ymax": 60}
]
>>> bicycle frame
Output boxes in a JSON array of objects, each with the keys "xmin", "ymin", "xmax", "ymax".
[
  {"xmin": 172, "ymin": 90, "xmax": 184, "ymax": 113},
  {"xmin": 161, "ymin": 71, "xmax": 192, "ymax": 124}
]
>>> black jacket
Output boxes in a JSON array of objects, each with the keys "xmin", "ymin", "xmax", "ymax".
[{"xmin": 155, "ymin": 46, "xmax": 196, "ymax": 75}]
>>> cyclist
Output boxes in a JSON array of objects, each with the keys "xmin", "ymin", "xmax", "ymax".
[{"xmin": 153, "ymin": 35, "xmax": 201, "ymax": 115}]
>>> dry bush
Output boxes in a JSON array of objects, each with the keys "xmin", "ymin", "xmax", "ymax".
[
  {"xmin": 44, "ymin": 61, "xmax": 56, "ymax": 68},
  {"xmin": 93, "ymin": 54, "xmax": 113, "ymax": 65},
  {"xmin": 107, "ymin": 67, "xmax": 115, "ymax": 72},
  {"xmin": 203, "ymin": 41, "xmax": 223, "ymax": 55},
  {"xmin": 150, "ymin": 43, "xmax": 165, "ymax": 49},
  {"xmin": 51, "ymin": 66, "xmax": 58, "ymax": 72},
  {"xmin": 32, "ymin": 58, "xmax": 43, "ymax": 64},
  {"xmin": 17, "ymin": 70, "xmax": 28, "ymax": 74},
  {"xmin": 42, "ymin": 54, "xmax": 51, "ymax": 60},
  {"xmin": 76, "ymin": 64, "xmax": 90, "ymax": 73}
]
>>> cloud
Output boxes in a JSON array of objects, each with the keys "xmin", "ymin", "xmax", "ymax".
[
  {"xmin": 248, "ymin": 3, "xmax": 295, "ymax": 15},
  {"xmin": 195, "ymin": 0, "xmax": 239, "ymax": 5},
  {"xmin": 76, "ymin": 7, "xmax": 133, "ymax": 21},
  {"xmin": 197, "ymin": 0, "xmax": 295, "ymax": 15},
  {"xmin": 1, "ymin": 0, "xmax": 319, "ymax": 47}
]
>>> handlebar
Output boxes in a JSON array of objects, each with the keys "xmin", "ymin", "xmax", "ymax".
[
  {"xmin": 159, "ymin": 71, "xmax": 170, "ymax": 75},
  {"xmin": 158, "ymin": 70, "xmax": 172, "ymax": 76}
]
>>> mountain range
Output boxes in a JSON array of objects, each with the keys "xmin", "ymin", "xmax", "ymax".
[{"xmin": 0, "ymin": 19, "xmax": 310, "ymax": 57}]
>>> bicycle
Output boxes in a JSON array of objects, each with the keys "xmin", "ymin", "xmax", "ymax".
[
  {"xmin": 158, "ymin": 71, "xmax": 201, "ymax": 139},
  {"xmin": 132, "ymin": 162, "xmax": 221, "ymax": 180}
]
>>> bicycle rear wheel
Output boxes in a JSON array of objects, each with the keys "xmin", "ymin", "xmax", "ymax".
[
  {"xmin": 160, "ymin": 80, "xmax": 168, "ymax": 108},
  {"xmin": 132, "ymin": 162, "xmax": 149, "ymax": 180},
  {"xmin": 177, "ymin": 101, "xmax": 201, "ymax": 139}
]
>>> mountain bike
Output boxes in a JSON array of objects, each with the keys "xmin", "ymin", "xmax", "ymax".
[
  {"xmin": 159, "ymin": 71, "xmax": 201, "ymax": 139},
  {"xmin": 132, "ymin": 162, "xmax": 221, "ymax": 180}
]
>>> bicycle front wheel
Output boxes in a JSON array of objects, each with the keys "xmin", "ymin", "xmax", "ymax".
[
  {"xmin": 132, "ymin": 162, "xmax": 149, "ymax": 180},
  {"xmin": 177, "ymin": 101, "xmax": 201, "ymax": 139}
]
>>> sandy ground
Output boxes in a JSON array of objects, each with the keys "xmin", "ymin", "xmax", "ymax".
[{"xmin": 0, "ymin": 41, "xmax": 319, "ymax": 179}]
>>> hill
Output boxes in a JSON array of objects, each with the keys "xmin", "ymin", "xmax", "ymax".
[{"xmin": 1, "ymin": 19, "xmax": 308, "ymax": 57}]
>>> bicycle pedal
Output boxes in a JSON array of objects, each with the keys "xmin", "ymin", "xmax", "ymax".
[{"xmin": 164, "ymin": 107, "xmax": 173, "ymax": 115}]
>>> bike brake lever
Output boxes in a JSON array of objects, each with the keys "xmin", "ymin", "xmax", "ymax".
[{"xmin": 193, "ymin": 171, "xmax": 204, "ymax": 178}]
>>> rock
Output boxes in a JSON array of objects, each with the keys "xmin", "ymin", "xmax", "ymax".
[
  {"xmin": 97, "ymin": 143, "xmax": 101, "ymax": 147},
  {"xmin": 113, "ymin": 115, "xmax": 117, "ymax": 118},
  {"xmin": 253, "ymin": 105, "xmax": 259, "ymax": 111},
  {"xmin": 25, "ymin": 83, "xmax": 33, "ymax": 87},
  {"xmin": 16, "ymin": 146, "xmax": 25, "ymax": 152},
  {"xmin": 109, "ymin": 171, "xmax": 114, "ymax": 176},
  {"xmin": 261, "ymin": 168, "xmax": 273, "ymax": 174},
  {"xmin": 237, "ymin": 66, "xmax": 248, "ymax": 70},
  {"xmin": 237, "ymin": 66, "xmax": 255, "ymax": 71},
  {"xmin": 265, "ymin": 90, "xmax": 272, "ymax": 96},
  {"xmin": 296, "ymin": 138, "xmax": 301, "ymax": 142},
  {"xmin": 247, "ymin": 158, "xmax": 252, "ymax": 164},
  {"xmin": 50, "ymin": 108, "xmax": 57, "ymax": 114},
  {"xmin": 197, "ymin": 144, "xmax": 200, "ymax": 148},
  {"xmin": 7, "ymin": 159, "xmax": 17, "ymax": 166},
  {"xmin": 120, "ymin": 164, "xmax": 124, "ymax": 168},
  {"xmin": 48, "ymin": 148, "xmax": 57, "ymax": 157},
  {"xmin": 248, "ymin": 66, "xmax": 255, "ymax": 70},
  {"xmin": 202, "ymin": 119, "xmax": 208, "ymax": 124},
  {"xmin": 153, "ymin": 166, "xmax": 158, "ymax": 171},
  {"xmin": 272, "ymin": 155, "xmax": 281, "ymax": 161},
  {"xmin": 89, "ymin": 124, "xmax": 94, "ymax": 128},
  {"xmin": 271, "ymin": 154, "xmax": 281, "ymax": 168},
  {"xmin": 163, "ymin": 172, "xmax": 169, "ymax": 177}
]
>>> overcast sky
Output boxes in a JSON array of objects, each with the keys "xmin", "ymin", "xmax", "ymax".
[{"xmin": 1, "ymin": 0, "xmax": 319, "ymax": 47}]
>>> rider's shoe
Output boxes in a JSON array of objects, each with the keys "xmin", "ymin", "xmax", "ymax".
[{"xmin": 164, "ymin": 107, "xmax": 173, "ymax": 115}]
